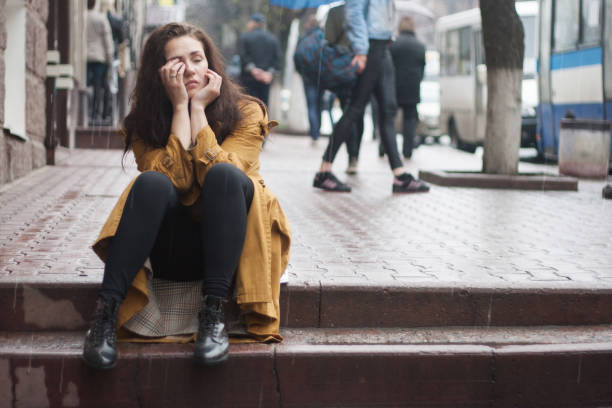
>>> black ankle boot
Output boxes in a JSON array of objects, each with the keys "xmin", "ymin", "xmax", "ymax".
[
  {"xmin": 194, "ymin": 295, "xmax": 229, "ymax": 366},
  {"xmin": 82, "ymin": 297, "xmax": 120, "ymax": 370}
]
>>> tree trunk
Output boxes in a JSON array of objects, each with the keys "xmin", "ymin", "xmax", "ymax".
[{"xmin": 480, "ymin": 0, "xmax": 524, "ymax": 174}]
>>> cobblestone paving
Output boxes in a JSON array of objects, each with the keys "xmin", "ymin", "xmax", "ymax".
[
  {"xmin": 0, "ymin": 135, "xmax": 610, "ymax": 289},
  {"xmin": 261, "ymin": 134, "xmax": 612, "ymax": 289}
]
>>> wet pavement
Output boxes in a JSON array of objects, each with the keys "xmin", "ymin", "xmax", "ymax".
[
  {"xmin": 262, "ymin": 134, "xmax": 612, "ymax": 290},
  {"xmin": 0, "ymin": 133, "xmax": 611, "ymax": 291}
]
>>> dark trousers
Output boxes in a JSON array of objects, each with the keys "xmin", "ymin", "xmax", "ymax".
[
  {"xmin": 242, "ymin": 78, "xmax": 271, "ymax": 107},
  {"xmin": 400, "ymin": 103, "xmax": 418, "ymax": 158},
  {"xmin": 304, "ymin": 80, "xmax": 323, "ymax": 140},
  {"xmin": 87, "ymin": 61, "xmax": 108, "ymax": 121},
  {"xmin": 323, "ymin": 90, "xmax": 364, "ymax": 159},
  {"xmin": 323, "ymin": 40, "xmax": 402, "ymax": 170},
  {"xmin": 336, "ymin": 90, "xmax": 364, "ymax": 161},
  {"xmin": 99, "ymin": 163, "xmax": 254, "ymax": 302}
]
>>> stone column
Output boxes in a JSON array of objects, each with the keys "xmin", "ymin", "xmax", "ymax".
[
  {"xmin": 0, "ymin": 0, "xmax": 48, "ymax": 184},
  {"xmin": 26, "ymin": 0, "xmax": 49, "ymax": 168},
  {"xmin": 0, "ymin": 0, "xmax": 7, "ymax": 183}
]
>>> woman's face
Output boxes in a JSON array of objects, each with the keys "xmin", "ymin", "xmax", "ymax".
[{"xmin": 164, "ymin": 35, "xmax": 209, "ymax": 99}]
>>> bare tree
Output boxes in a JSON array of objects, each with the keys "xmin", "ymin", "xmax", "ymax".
[{"xmin": 480, "ymin": 0, "xmax": 524, "ymax": 174}]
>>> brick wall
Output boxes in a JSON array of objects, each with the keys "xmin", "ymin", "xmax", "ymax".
[{"xmin": 0, "ymin": 0, "xmax": 48, "ymax": 184}]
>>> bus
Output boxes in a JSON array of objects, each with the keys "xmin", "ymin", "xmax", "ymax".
[
  {"xmin": 537, "ymin": 0, "xmax": 612, "ymax": 160},
  {"xmin": 436, "ymin": 1, "xmax": 539, "ymax": 153}
]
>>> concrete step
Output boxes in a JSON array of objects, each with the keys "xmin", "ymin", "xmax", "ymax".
[
  {"xmin": 74, "ymin": 127, "xmax": 123, "ymax": 149},
  {"xmin": 2, "ymin": 327, "xmax": 612, "ymax": 407},
  {"xmin": 2, "ymin": 280, "xmax": 612, "ymax": 331}
]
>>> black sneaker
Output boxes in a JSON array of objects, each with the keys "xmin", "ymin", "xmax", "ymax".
[
  {"xmin": 392, "ymin": 173, "xmax": 430, "ymax": 193},
  {"xmin": 313, "ymin": 172, "xmax": 352, "ymax": 192}
]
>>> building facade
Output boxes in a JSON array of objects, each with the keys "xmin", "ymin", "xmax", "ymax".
[{"xmin": 0, "ymin": 0, "xmax": 48, "ymax": 184}]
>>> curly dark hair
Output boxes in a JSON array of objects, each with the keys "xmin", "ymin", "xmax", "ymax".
[{"xmin": 123, "ymin": 22, "xmax": 245, "ymax": 153}]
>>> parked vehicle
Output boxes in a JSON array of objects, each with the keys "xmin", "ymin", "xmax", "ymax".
[
  {"xmin": 537, "ymin": 0, "xmax": 612, "ymax": 160},
  {"xmin": 416, "ymin": 50, "xmax": 442, "ymax": 142},
  {"xmin": 435, "ymin": 1, "xmax": 538, "ymax": 153}
]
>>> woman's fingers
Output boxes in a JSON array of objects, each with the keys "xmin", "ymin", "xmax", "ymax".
[
  {"xmin": 160, "ymin": 58, "xmax": 183, "ymax": 82},
  {"xmin": 159, "ymin": 59, "xmax": 187, "ymax": 107},
  {"xmin": 176, "ymin": 63, "xmax": 185, "ymax": 80},
  {"xmin": 207, "ymin": 69, "xmax": 222, "ymax": 89}
]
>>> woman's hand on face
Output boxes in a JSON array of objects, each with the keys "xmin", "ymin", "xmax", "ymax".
[
  {"xmin": 159, "ymin": 58, "xmax": 188, "ymax": 108},
  {"xmin": 191, "ymin": 69, "xmax": 222, "ymax": 109}
]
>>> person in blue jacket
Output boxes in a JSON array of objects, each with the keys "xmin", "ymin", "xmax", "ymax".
[{"xmin": 312, "ymin": 0, "xmax": 430, "ymax": 193}]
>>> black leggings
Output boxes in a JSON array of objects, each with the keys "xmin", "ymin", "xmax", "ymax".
[{"xmin": 99, "ymin": 163, "xmax": 254, "ymax": 302}]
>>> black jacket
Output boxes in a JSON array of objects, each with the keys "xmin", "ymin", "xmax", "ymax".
[
  {"xmin": 238, "ymin": 28, "xmax": 282, "ymax": 82},
  {"xmin": 389, "ymin": 30, "xmax": 426, "ymax": 105}
]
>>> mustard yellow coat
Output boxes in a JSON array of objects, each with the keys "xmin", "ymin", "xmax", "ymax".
[{"xmin": 92, "ymin": 99, "xmax": 291, "ymax": 343}]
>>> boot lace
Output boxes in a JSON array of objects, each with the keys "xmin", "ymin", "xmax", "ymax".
[{"xmin": 89, "ymin": 302, "xmax": 118, "ymax": 345}]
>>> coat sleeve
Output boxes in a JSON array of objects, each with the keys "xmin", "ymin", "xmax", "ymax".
[
  {"xmin": 190, "ymin": 100, "xmax": 276, "ymax": 185},
  {"xmin": 345, "ymin": 0, "xmax": 369, "ymax": 55},
  {"xmin": 130, "ymin": 133, "xmax": 195, "ymax": 193}
]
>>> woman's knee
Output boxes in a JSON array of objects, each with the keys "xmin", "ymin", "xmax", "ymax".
[
  {"xmin": 132, "ymin": 171, "xmax": 176, "ymax": 199},
  {"xmin": 202, "ymin": 163, "xmax": 244, "ymax": 191},
  {"xmin": 202, "ymin": 163, "xmax": 253, "ymax": 205}
]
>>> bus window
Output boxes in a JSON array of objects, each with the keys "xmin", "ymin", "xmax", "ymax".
[
  {"xmin": 458, "ymin": 27, "xmax": 472, "ymax": 75},
  {"xmin": 445, "ymin": 29, "xmax": 460, "ymax": 75},
  {"xmin": 521, "ymin": 15, "xmax": 537, "ymax": 75},
  {"xmin": 442, "ymin": 27, "xmax": 472, "ymax": 76},
  {"xmin": 581, "ymin": 0, "xmax": 601, "ymax": 45},
  {"xmin": 553, "ymin": 0, "xmax": 579, "ymax": 51},
  {"xmin": 474, "ymin": 29, "xmax": 485, "ymax": 66}
]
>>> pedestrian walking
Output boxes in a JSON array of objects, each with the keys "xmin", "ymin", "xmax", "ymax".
[
  {"xmin": 100, "ymin": 0, "xmax": 127, "ymax": 124},
  {"xmin": 86, "ymin": 0, "xmax": 114, "ymax": 124},
  {"xmin": 313, "ymin": 0, "xmax": 430, "ymax": 193},
  {"xmin": 324, "ymin": 2, "xmax": 365, "ymax": 175},
  {"xmin": 296, "ymin": 14, "xmax": 325, "ymax": 144},
  {"xmin": 82, "ymin": 22, "xmax": 291, "ymax": 370},
  {"xmin": 238, "ymin": 13, "xmax": 282, "ymax": 107},
  {"xmin": 389, "ymin": 16, "xmax": 426, "ymax": 159}
]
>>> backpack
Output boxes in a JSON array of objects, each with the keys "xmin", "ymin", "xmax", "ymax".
[{"xmin": 293, "ymin": 27, "xmax": 357, "ymax": 92}]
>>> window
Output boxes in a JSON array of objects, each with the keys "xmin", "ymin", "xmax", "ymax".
[
  {"xmin": 458, "ymin": 27, "xmax": 472, "ymax": 75},
  {"xmin": 521, "ymin": 16, "xmax": 537, "ymax": 75},
  {"xmin": 581, "ymin": 0, "xmax": 601, "ymax": 45},
  {"xmin": 442, "ymin": 27, "xmax": 471, "ymax": 76},
  {"xmin": 553, "ymin": 0, "xmax": 579, "ymax": 51},
  {"xmin": 3, "ymin": 0, "xmax": 27, "ymax": 140},
  {"xmin": 553, "ymin": 0, "xmax": 602, "ymax": 50},
  {"xmin": 604, "ymin": 0, "xmax": 612, "ymax": 101},
  {"xmin": 445, "ymin": 29, "xmax": 460, "ymax": 75}
]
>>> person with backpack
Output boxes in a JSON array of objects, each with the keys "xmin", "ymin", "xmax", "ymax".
[
  {"xmin": 324, "ymin": 2, "xmax": 365, "ymax": 175},
  {"xmin": 296, "ymin": 14, "xmax": 325, "ymax": 144},
  {"xmin": 312, "ymin": 0, "xmax": 430, "ymax": 193}
]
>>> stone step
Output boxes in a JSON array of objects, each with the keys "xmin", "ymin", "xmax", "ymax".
[
  {"xmin": 1, "ymin": 327, "xmax": 612, "ymax": 407},
  {"xmin": 74, "ymin": 127, "xmax": 123, "ymax": 149},
  {"xmin": 2, "ymin": 280, "xmax": 612, "ymax": 332}
]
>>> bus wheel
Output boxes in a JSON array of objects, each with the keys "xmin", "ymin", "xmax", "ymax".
[{"xmin": 449, "ymin": 119, "xmax": 477, "ymax": 153}]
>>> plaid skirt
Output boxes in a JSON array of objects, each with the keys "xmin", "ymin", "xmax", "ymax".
[{"xmin": 123, "ymin": 261, "xmax": 248, "ymax": 338}]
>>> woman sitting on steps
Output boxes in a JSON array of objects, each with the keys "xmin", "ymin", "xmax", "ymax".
[{"xmin": 82, "ymin": 22, "xmax": 291, "ymax": 370}]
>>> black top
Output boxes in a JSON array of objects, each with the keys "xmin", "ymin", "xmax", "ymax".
[
  {"xmin": 389, "ymin": 30, "xmax": 426, "ymax": 105},
  {"xmin": 238, "ymin": 28, "xmax": 282, "ymax": 82}
]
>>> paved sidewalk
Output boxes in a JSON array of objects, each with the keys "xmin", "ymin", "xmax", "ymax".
[
  {"xmin": 263, "ymin": 134, "xmax": 612, "ymax": 290},
  {"xmin": 0, "ymin": 134, "xmax": 610, "ymax": 292}
]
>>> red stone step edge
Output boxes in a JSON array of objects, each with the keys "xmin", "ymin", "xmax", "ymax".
[
  {"xmin": 2, "ymin": 282, "xmax": 612, "ymax": 331},
  {"xmin": 1, "ymin": 331, "xmax": 612, "ymax": 407}
]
